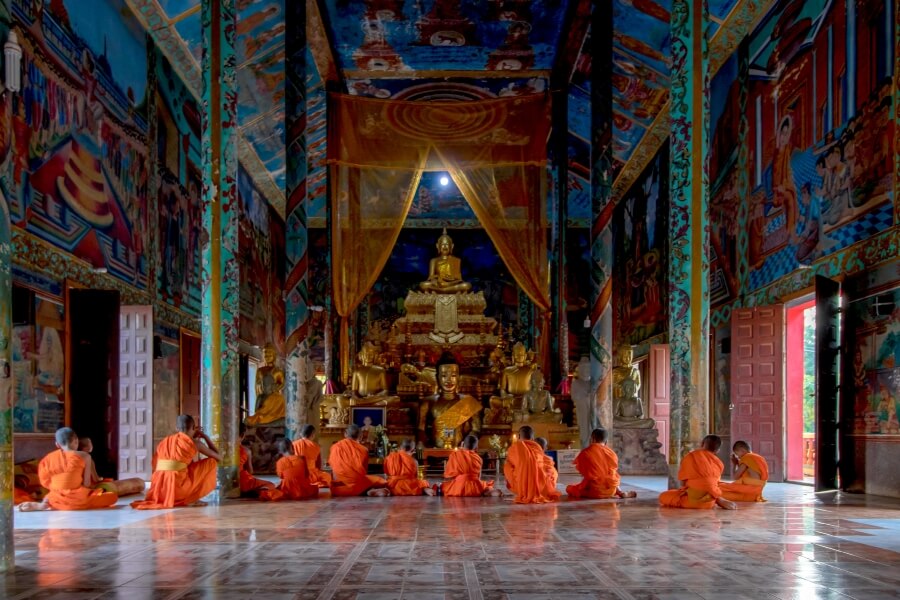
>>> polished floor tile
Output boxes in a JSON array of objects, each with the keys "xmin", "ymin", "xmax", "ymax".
[{"xmin": 8, "ymin": 477, "xmax": 900, "ymax": 600}]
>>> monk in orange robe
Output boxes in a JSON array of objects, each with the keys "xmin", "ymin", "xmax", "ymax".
[
  {"xmin": 260, "ymin": 438, "xmax": 318, "ymax": 501},
  {"xmin": 567, "ymin": 427, "xmax": 637, "ymax": 499},
  {"xmin": 720, "ymin": 440, "xmax": 769, "ymax": 502},
  {"xmin": 20, "ymin": 427, "xmax": 117, "ymax": 511},
  {"xmin": 384, "ymin": 439, "xmax": 436, "ymax": 496},
  {"xmin": 504, "ymin": 426, "xmax": 560, "ymax": 504},
  {"xmin": 328, "ymin": 424, "xmax": 388, "ymax": 497},
  {"xmin": 131, "ymin": 414, "xmax": 220, "ymax": 509},
  {"xmin": 535, "ymin": 437, "xmax": 559, "ymax": 491},
  {"xmin": 442, "ymin": 435, "xmax": 501, "ymax": 497},
  {"xmin": 659, "ymin": 435, "xmax": 737, "ymax": 510},
  {"xmin": 292, "ymin": 424, "xmax": 332, "ymax": 488},
  {"xmin": 238, "ymin": 424, "xmax": 275, "ymax": 497}
]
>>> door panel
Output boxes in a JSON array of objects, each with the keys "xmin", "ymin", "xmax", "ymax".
[
  {"xmin": 648, "ymin": 344, "xmax": 670, "ymax": 460},
  {"xmin": 119, "ymin": 306, "xmax": 153, "ymax": 480},
  {"xmin": 815, "ymin": 275, "xmax": 841, "ymax": 491},
  {"xmin": 731, "ymin": 305, "xmax": 785, "ymax": 482}
]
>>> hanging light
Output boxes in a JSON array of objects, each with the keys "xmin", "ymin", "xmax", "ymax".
[
  {"xmin": 439, "ymin": 175, "xmax": 449, "ymax": 187},
  {"xmin": 3, "ymin": 30, "xmax": 22, "ymax": 94}
]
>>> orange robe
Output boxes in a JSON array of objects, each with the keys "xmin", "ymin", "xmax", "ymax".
[
  {"xmin": 566, "ymin": 443, "xmax": 621, "ymax": 499},
  {"xmin": 38, "ymin": 450, "xmax": 118, "ymax": 510},
  {"xmin": 659, "ymin": 449, "xmax": 724, "ymax": 509},
  {"xmin": 292, "ymin": 438, "xmax": 332, "ymax": 487},
  {"xmin": 504, "ymin": 440, "xmax": 560, "ymax": 504},
  {"xmin": 328, "ymin": 438, "xmax": 386, "ymax": 497},
  {"xmin": 720, "ymin": 452, "xmax": 769, "ymax": 502},
  {"xmin": 14, "ymin": 487, "xmax": 33, "ymax": 505},
  {"xmin": 239, "ymin": 446, "xmax": 274, "ymax": 494},
  {"xmin": 443, "ymin": 449, "xmax": 493, "ymax": 497},
  {"xmin": 542, "ymin": 454, "xmax": 558, "ymax": 490},
  {"xmin": 131, "ymin": 432, "xmax": 217, "ymax": 509},
  {"xmin": 265, "ymin": 455, "xmax": 318, "ymax": 500},
  {"xmin": 384, "ymin": 452, "xmax": 429, "ymax": 496}
]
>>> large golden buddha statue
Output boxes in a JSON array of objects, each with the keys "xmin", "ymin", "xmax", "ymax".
[
  {"xmin": 246, "ymin": 344, "xmax": 286, "ymax": 426},
  {"xmin": 350, "ymin": 342, "xmax": 388, "ymax": 399},
  {"xmin": 612, "ymin": 344, "xmax": 654, "ymax": 428},
  {"xmin": 419, "ymin": 229, "xmax": 472, "ymax": 294},
  {"xmin": 419, "ymin": 353, "xmax": 482, "ymax": 448}
]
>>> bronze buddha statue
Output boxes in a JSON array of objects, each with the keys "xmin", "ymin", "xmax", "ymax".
[
  {"xmin": 612, "ymin": 345, "xmax": 654, "ymax": 428},
  {"xmin": 419, "ymin": 229, "xmax": 472, "ymax": 294},
  {"xmin": 246, "ymin": 343, "xmax": 286, "ymax": 426}
]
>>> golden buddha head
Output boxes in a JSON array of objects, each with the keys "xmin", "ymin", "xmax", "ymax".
[
  {"xmin": 358, "ymin": 342, "xmax": 378, "ymax": 366},
  {"xmin": 512, "ymin": 342, "xmax": 527, "ymax": 366},
  {"xmin": 436, "ymin": 228, "xmax": 454, "ymax": 256},
  {"xmin": 436, "ymin": 351, "xmax": 460, "ymax": 395},
  {"xmin": 263, "ymin": 343, "xmax": 277, "ymax": 366},
  {"xmin": 617, "ymin": 344, "xmax": 634, "ymax": 366}
]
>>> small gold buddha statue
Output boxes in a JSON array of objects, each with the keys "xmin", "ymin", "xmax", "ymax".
[
  {"xmin": 419, "ymin": 352, "xmax": 483, "ymax": 448},
  {"xmin": 498, "ymin": 342, "xmax": 535, "ymax": 402},
  {"xmin": 246, "ymin": 343, "xmax": 286, "ymax": 426},
  {"xmin": 418, "ymin": 229, "xmax": 472, "ymax": 294},
  {"xmin": 612, "ymin": 344, "xmax": 654, "ymax": 429},
  {"xmin": 350, "ymin": 342, "xmax": 389, "ymax": 400}
]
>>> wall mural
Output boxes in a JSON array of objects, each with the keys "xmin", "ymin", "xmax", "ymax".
[
  {"xmin": 613, "ymin": 144, "xmax": 669, "ymax": 346},
  {"xmin": 307, "ymin": 47, "xmax": 327, "ymax": 226},
  {"xmin": 156, "ymin": 47, "xmax": 202, "ymax": 316},
  {"xmin": 568, "ymin": 25, "xmax": 590, "ymax": 227},
  {"xmin": 709, "ymin": 0, "xmax": 895, "ymax": 305},
  {"xmin": 238, "ymin": 165, "xmax": 286, "ymax": 353},
  {"xmin": 1, "ymin": 0, "xmax": 150, "ymax": 288}
]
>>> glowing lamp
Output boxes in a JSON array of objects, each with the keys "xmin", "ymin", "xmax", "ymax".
[{"xmin": 3, "ymin": 30, "xmax": 21, "ymax": 94}]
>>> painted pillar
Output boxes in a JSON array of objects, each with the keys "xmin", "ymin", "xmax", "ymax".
[
  {"xmin": 146, "ymin": 39, "xmax": 160, "ymax": 313},
  {"xmin": 551, "ymin": 89, "xmax": 568, "ymax": 388},
  {"xmin": 590, "ymin": 0, "xmax": 614, "ymax": 430},
  {"xmin": 0, "ymin": 163, "xmax": 13, "ymax": 574},
  {"xmin": 667, "ymin": 0, "xmax": 710, "ymax": 484},
  {"xmin": 200, "ymin": 0, "xmax": 239, "ymax": 500},
  {"xmin": 735, "ymin": 39, "xmax": 750, "ymax": 298},
  {"xmin": 284, "ymin": 1, "xmax": 309, "ymax": 437}
]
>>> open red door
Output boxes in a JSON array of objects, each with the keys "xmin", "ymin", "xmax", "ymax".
[
  {"xmin": 731, "ymin": 305, "xmax": 785, "ymax": 482},
  {"xmin": 648, "ymin": 344, "xmax": 670, "ymax": 460}
]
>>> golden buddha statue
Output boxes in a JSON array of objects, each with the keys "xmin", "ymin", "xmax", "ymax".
[
  {"xmin": 612, "ymin": 344, "xmax": 654, "ymax": 429},
  {"xmin": 418, "ymin": 229, "xmax": 472, "ymax": 294},
  {"xmin": 246, "ymin": 344, "xmax": 286, "ymax": 426},
  {"xmin": 349, "ymin": 342, "xmax": 389, "ymax": 399},
  {"xmin": 524, "ymin": 369, "xmax": 559, "ymax": 417},
  {"xmin": 498, "ymin": 342, "xmax": 535, "ymax": 401},
  {"xmin": 419, "ymin": 353, "xmax": 483, "ymax": 448}
]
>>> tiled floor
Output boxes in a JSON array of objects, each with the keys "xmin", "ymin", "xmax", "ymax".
[{"xmin": 7, "ymin": 476, "xmax": 900, "ymax": 600}]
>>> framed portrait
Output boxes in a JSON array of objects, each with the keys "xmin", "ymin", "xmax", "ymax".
[{"xmin": 352, "ymin": 407, "xmax": 386, "ymax": 429}]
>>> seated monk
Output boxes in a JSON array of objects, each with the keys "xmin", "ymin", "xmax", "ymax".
[
  {"xmin": 566, "ymin": 427, "xmax": 636, "ymax": 499},
  {"xmin": 19, "ymin": 427, "xmax": 117, "ymax": 511},
  {"xmin": 78, "ymin": 437, "xmax": 103, "ymax": 487},
  {"xmin": 442, "ymin": 435, "xmax": 501, "ymax": 497},
  {"xmin": 720, "ymin": 440, "xmax": 768, "ymax": 502},
  {"xmin": 131, "ymin": 415, "xmax": 220, "ymax": 509},
  {"xmin": 659, "ymin": 435, "xmax": 737, "ymax": 510},
  {"xmin": 383, "ymin": 439, "xmax": 436, "ymax": 497},
  {"xmin": 238, "ymin": 424, "xmax": 275, "ymax": 497},
  {"xmin": 292, "ymin": 424, "xmax": 332, "ymax": 488},
  {"xmin": 535, "ymin": 437, "xmax": 559, "ymax": 491},
  {"xmin": 261, "ymin": 439, "xmax": 318, "ymax": 501},
  {"xmin": 504, "ymin": 426, "xmax": 561, "ymax": 504},
  {"xmin": 328, "ymin": 424, "xmax": 389, "ymax": 497}
]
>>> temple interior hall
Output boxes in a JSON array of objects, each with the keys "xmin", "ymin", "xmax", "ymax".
[{"xmin": 0, "ymin": 0, "xmax": 899, "ymax": 598}]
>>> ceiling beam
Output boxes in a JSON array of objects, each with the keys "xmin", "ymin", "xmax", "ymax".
[
  {"xmin": 125, "ymin": 0, "xmax": 287, "ymax": 216},
  {"xmin": 308, "ymin": 0, "xmax": 343, "ymax": 88},
  {"xmin": 551, "ymin": 0, "xmax": 592, "ymax": 89},
  {"xmin": 341, "ymin": 68, "xmax": 552, "ymax": 80},
  {"xmin": 611, "ymin": 0, "xmax": 777, "ymax": 200}
]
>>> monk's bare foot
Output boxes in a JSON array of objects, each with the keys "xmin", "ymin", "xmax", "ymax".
[
  {"xmin": 484, "ymin": 488, "xmax": 504, "ymax": 497},
  {"xmin": 17, "ymin": 501, "xmax": 51, "ymax": 512},
  {"xmin": 423, "ymin": 487, "xmax": 437, "ymax": 496},
  {"xmin": 716, "ymin": 498, "xmax": 738, "ymax": 510},
  {"xmin": 367, "ymin": 488, "xmax": 390, "ymax": 497},
  {"xmin": 616, "ymin": 490, "xmax": 637, "ymax": 499},
  {"xmin": 188, "ymin": 501, "xmax": 208, "ymax": 507}
]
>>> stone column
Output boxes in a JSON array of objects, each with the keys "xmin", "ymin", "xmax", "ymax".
[
  {"xmin": 200, "ymin": 0, "xmax": 239, "ymax": 500},
  {"xmin": 284, "ymin": 1, "xmax": 309, "ymax": 438},
  {"xmin": 667, "ymin": 0, "xmax": 711, "ymax": 484},
  {"xmin": 589, "ymin": 0, "xmax": 614, "ymax": 431},
  {"xmin": 550, "ymin": 88, "xmax": 568, "ymax": 388},
  {"xmin": 0, "ymin": 171, "xmax": 13, "ymax": 573}
]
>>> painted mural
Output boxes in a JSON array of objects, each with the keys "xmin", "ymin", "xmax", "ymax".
[
  {"xmin": 156, "ymin": 47, "xmax": 202, "ymax": 316},
  {"xmin": 709, "ymin": 0, "xmax": 895, "ymax": 303},
  {"xmin": 568, "ymin": 24, "xmax": 591, "ymax": 227},
  {"xmin": 1, "ymin": 0, "xmax": 150, "ymax": 288},
  {"xmin": 613, "ymin": 144, "xmax": 669, "ymax": 346},
  {"xmin": 849, "ymin": 286, "xmax": 900, "ymax": 435},
  {"xmin": 238, "ymin": 166, "xmax": 286, "ymax": 352},
  {"xmin": 307, "ymin": 47, "xmax": 327, "ymax": 226}
]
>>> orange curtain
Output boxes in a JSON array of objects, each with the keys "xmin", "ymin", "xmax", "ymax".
[{"xmin": 328, "ymin": 93, "xmax": 552, "ymax": 379}]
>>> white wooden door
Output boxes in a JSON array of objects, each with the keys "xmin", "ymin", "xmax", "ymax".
[
  {"xmin": 648, "ymin": 344, "xmax": 670, "ymax": 459},
  {"xmin": 119, "ymin": 306, "xmax": 154, "ymax": 480}
]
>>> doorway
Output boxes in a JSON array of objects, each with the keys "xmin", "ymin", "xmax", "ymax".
[
  {"xmin": 785, "ymin": 297, "xmax": 816, "ymax": 484},
  {"xmin": 179, "ymin": 329, "xmax": 201, "ymax": 424}
]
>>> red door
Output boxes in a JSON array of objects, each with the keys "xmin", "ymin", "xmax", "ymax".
[
  {"xmin": 648, "ymin": 344, "xmax": 670, "ymax": 460},
  {"xmin": 731, "ymin": 305, "xmax": 785, "ymax": 482}
]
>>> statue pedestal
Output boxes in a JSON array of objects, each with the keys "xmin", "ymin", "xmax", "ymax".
[
  {"xmin": 611, "ymin": 428, "xmax": 668, "ymax": 475},
  {"xmin": 244, "ymin": 425, "xmax": 288, "ymax": 474}
]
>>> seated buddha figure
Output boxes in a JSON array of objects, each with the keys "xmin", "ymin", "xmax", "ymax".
[
  {"xmin": 246, "ymin": 344, "xmax": 286, "ymax": 426},
  {"xmin": 349, "ymin": 342, "xmax": 389, "ymax": 401},
  {"xmin": 485, "ymin": 342, "xmax": 534, "ymax": 424},
  {"xmin": 419, "ymin": 353, "xmax": 483, "ymax": 448},
  {"xmin": 612, "ymin": 344, "xmax": 654, "ymax": 429},
  {"xmin": 418, "ymin": 229, "xmax": 472, "ymax": 294}
]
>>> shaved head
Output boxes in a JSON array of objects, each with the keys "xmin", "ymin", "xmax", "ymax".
[
  {"xmin": 701, "ymin": 435, "xmax": 722, "ymax": 452},
  {"xmin": 591, "ymin": 428, "xmax": 608, "ymax": 444},
  {"xmin": 176, "ymin": 414, "xmax": 195, "ymax": 433},
  {"xmin": 535, "ymin": 437, "xmax": 549, "ymax": 450},
  {"xmin": 461, "ymin": 435, "xmax": 479, "ymax": 451},
  {"xmin": 733, "ymin": 440, "xmax": 751, "ymax": 453},
  {"xmin": 300, "ymin": 424, "xmax": 316, "ymax": 439},
  {"xmin": 55, "ymin": 427, "xmax": 77, "ymax": 448},
  {"xmin": 518, "ymin": 426, "xmax": 534, "ymax": 441},
  {"xmin": 345, "ymin": 424, "xmax": 361, "ymax": 440}
]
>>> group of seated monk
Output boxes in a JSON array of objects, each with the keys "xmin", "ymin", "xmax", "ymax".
[{"xmin": 19, "ymin": 415, "xmax": 768, "ymax": 511}]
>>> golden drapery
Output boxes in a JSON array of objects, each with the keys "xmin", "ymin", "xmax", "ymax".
[{"xmin": 328, "ymin": 92, "xmax": 552, "ymax": 381}]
